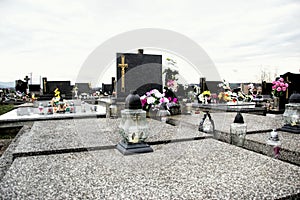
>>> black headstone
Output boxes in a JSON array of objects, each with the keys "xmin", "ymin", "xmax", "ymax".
[
  {"xmin": 29, "ymin": 84, "xmax": 40, "ymax": 93},
  {"xmin": 116, "ymin": 52, "xmax": 162, "ymax": 101},
  {"xmin": 15, "ymin": 80, "xmax": 28, "ymax": 94},
  {"xmin": 46, "ymin": 81, "xmax": 72, "ymax": 99},
  {"xmin": 102, "ymin": 83, "xmax": 113, "ymax": 95}
]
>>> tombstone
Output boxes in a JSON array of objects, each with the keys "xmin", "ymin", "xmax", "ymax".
[
  {"xmin": 102, "ymin": 83, "xmax": 113, "ymax": 95},
  {"xmin": 111, "ymin": 77, "xmax": 116, "ymax": 94},
  {"xmin": 116, "ymin": 50, "xmax": 162, "ymax": 101},
  {"xmin": 46, "ymin": 81, "xmax": 72, "ymax": 99},
  {"xmin": 75, "ymin": 83, "xmax": 91, "ymax": 95},
  {"xmin": 200, "ymin": 77, "xmax": 208, "ymax": 92},
  {"xmin": 15, "ymin": 80, "xmax": 28, "ymax": 94},
  {"xmin": 281, "ymin": 72, "xmax": 300, "ymax": 98},
  {"xmin": 28, "ymin": 84, "xmax": 41, "ymax": 94}
]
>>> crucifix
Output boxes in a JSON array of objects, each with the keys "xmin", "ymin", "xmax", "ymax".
[
  {"xmin": 24, "ymin": 75, "xmax": 30, "ymax": 83},
  {"xmin": 43, "ymin": 79, "xmax": 47, "ymax": 93},
  {"xmin": 118, "ymin": 55, "xmax": 128, "ymax": 92}
]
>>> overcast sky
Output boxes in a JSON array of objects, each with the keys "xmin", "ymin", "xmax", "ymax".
[{"xmin": 1, "ymin": 0, "xmax": 299, "ymax": 86}]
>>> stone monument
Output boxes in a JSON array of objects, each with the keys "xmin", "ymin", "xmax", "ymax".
[{"xmin": 116, "ymin": 50, "xmax": 162, "ymax": 101}]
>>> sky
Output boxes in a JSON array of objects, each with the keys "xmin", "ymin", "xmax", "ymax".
[{"xmin": 1, "ymin": 0, "xmax": 299, "ymax": 87}]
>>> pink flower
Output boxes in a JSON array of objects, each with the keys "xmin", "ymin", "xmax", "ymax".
[
  {"xmin": 282, "ymin": 87, "xmax": 286, "ymax": 91},
  {"xmin": 276, "ymin": 87, "xmax": 282, "ymax": 92},
  {"xmin": 173, "ymin": 98, "xmax": 178, "ymax": 103},
  {"xmin": 280, "ymin": 82, "xmax": 285, "ymax": 87},
  {"xmin": 279, "ymin": 78, "xmax": 284, "ymax": 82},
  {"xmin": 275, "ymin": 82, "xmax": 280, "ymax": 86},
  {"xmin": 285, "ymin": 83, "xmax": 289, "ymax": 87},
  {"xmin": 272, "ymin": 81, "xmax": 276, "ymax": 85},
  {"xmin": 141, "ymin": 98, "xmax": 147, "ymax": 106},
  {"xmin": 168, "ymin": 97, "xmax": 172, "ymax": 101},
  {"xmin": 272, "ymin": 86, "xmax": 276, "ymax": 90}
]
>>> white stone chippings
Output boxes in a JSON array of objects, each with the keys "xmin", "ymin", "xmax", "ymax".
[{"xmin": 1, "ymin": 139, "xmax": 300, "ymax": 199}]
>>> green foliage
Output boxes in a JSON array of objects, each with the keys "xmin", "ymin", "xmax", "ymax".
[
  {"xmin": 0, "ymin": 104, "xmax": 14, "ymax": 115},
  {"xmin": 163, "ymin": 68, "xmax": 179, "ymax": 85}
]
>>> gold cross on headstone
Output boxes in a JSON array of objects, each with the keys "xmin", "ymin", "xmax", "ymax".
[{"xmin": 118, "ymin": 55, "xmax": 128, "ymax": 92}]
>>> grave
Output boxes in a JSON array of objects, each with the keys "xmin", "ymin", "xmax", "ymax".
[
  {"xmin": 0, "ymin": 115, "xmax": 299, "ymax": 198},
  {"xmin": 40, "ymin": 78, "xmax": 72, "ymax": 100},
  {"xmin": 116, "ymin": 50, "xmax": 162, "ymax": 101}
]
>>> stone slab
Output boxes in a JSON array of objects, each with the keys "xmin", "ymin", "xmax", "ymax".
[
  {"xmin": 170, "ymin": 112, "xmax": 284, "ymax": 133},
  {"xmin": 13, "ymin": 118, "xmax": 210, "ymax": 155},
  {"xmin": 0, "ymin": 105, "xmax": 106, "ymax": 123},
  {"xmin": 169, "ymin": 113, "xmax": 300, "ymax": 165},
  {"xmin": 1, "ymin": 139, "xmax": 299, "ymax": 199}
]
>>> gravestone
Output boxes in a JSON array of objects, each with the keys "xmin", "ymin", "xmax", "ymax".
[
  {"xmin": 28, "ymin": 84, "xmax": 41, "ymax": 94},
  {"xmin": 15, "ymin": 80, "xmax": 28, "ymax": 94},
  {"xmin": 45, "ymin": 81, "xmax": 72, "ymax": 99},
  {"xmin": 102, "ymin": 83, "xmax": 112, "ymax": 95},
  {"xmin": 75, "ymin": 83, "xmax": 91, "ymax": 95},
  {"xmin": 116, "ymin": 51, "xmax": 162, "ymax": 101}
]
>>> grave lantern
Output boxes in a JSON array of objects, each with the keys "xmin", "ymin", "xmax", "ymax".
[
  {"xmin": 281, "ymin": 93, "xmax": 300, "ymax": 133},
  {"xmin": 81, "ymin": 101, "xmax": 86, "ymax": 112},
  {"xmin": 156, "ymin": 103, "xmax": 170, "ymax": 122},
  {"xmin": 117, "ymin": 91, "xmax": 153, "ymax": 155},
  {"xmin": 185, "ymin": 102, "xmax": 192, "ymax": 115},
  {"xmin": 109, "ymin": 97, "xmax": 118, "ymax": 118},
  {"xmin": 70, "ymin": 101, "xmax": 76, "ymax": 113},
  {"xmin": 267, "ymin": 129, "xmax": 281, "ymax": 158},
  {"xmin": 38, "ymin": 102, "xmax": 44, "ymax": 115},
  {"xmin": 230, "ymin": 112, "xmax": 247, "ymax": 147},
  {"xmin": 47, "ymin": 102, "xmax": 53, "ymax": 114}
]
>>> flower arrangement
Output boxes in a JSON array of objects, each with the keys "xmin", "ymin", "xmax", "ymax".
[
  {"xmin": 140, "ymin": 89, "xmax": 179, "ymax": 113},
  {"xmin": 198, "ymin": 90, "xmax": 211, "ymax": 104},
  {"xmin": 272, "ymin": 77, "xmax": 289, "ymax": 97},
  {"xmin": 167, "ymin": 79, "xmax": 178, "ymax": 92},
  {"xmin": 217, "ymin": 80, "xmax": 253, "ymax": 103}
]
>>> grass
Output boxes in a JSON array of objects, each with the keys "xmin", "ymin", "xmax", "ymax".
[{"xmin": 0, "ymin": 104, "xmax": 15, "ymax": 115}]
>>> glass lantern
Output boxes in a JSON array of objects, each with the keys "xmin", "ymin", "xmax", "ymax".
[
  {"xmin": 281, "ymin": 93, "xmax": 300, "ymax": 133},
  {"xmin": 266, "ymin": 129, "xmax": 281, "ymax": 158},
  {"xmin": 230, "ymin": 112, "xmax": 247, "ymax": 147},
  {"xmin": 38, "ymin": 102, "xmax": 44, "ymax": 115},
  {"xmin": 117, "ymin": 91, "xmax": 153, "ymax": 155},
  {"xmin": 81, "ymin": 101, "xmax": 86, "ymax": 113},
  {"xmin": 119, "ymin": 109, "xmax": 148, "ymax": 143},
  {"xmin": 47, "ymin": 102, "xmax": 53, "ymax": 114}
]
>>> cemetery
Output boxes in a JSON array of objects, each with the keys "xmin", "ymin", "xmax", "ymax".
[{"xmin": 0, "ymin": 50, "xmax": 299, "ymax": 199}]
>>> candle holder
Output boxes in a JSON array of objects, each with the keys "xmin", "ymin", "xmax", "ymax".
[
  {"xmin": 117, "ymin": 91, "xmax": 153, "ymax": 155},
  {"xmin": 230, "ymin": 112, "xmax": 247, "ymax": 147},
  {"xmin": 281, "ymin": 93, "xmax": 300, "ymax": 133}
]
